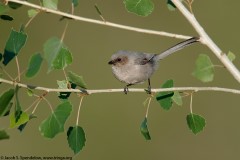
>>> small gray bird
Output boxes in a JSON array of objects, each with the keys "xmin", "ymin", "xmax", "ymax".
[{"xmin": 108, "ymin": 37, "xmax": 199, "ymax": 94}]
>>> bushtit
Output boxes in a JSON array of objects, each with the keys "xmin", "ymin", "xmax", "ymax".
[{"xmin": 108, "ymin": 37, "xmax": 199, "ymax": 94}]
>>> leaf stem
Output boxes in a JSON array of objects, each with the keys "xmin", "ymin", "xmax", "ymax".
[
  {"xmin": 145, "ymin": 96, "xmax": 152, "ymax": 118},
  {"xmin": 32, "ymin": 99, "xmax": 41, "ymax": 114},
  {"xmin": 213, "ymin": 65, "xmax": 225, "ymax": 68},
  {"xmin": 76, "ymin": 96, "xmax": 84, "ymax": 126},
  {"xmin": 190, "ymin": 93, "xmax": 193, "ymax": 113},
  {"xmin": 60, "ymin": 21, "xmax": 69, "ymax": 43},
  {"xmin": 15, "ymin": 56, "xmax": 21, "ymax": 82},
  {"xmin": 95, "ymin": 4, "xmax": 106, "ymax": 22},
  {"xmin": 70, "ymin": 0, "xmax": 75, "ymax": 15},
  {"xmin": 25, "ymin": 10, "xmax": 40, "ymax": 28},
  {"xmin": 24, "ymin": 98, "xmax": 41, "ymax": 112},
  {"xmin": 42, "ymin": 96, "xmax": 54, "ymax": 113}
]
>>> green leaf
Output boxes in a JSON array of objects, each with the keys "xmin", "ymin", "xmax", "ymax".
[
  {"xmin": 3, "ymin": 29, "xmax": 27, "ymax": 65},
  {"xmin": 2, "ymin": 102, "xmax": 13, "ymax": 116},
  {"xmin": 39, "ymin": 101, "xmax": 72, "ymax": 138},
  {"xmin": 18, "ymin": 114, "xmax": 37, "ymax": 132},
  {"xmin": 10, "ymin": 112, "xmax": 29, "ymax": 128},
  {"xmin": 186, "ymin": 113, "xmax": 206, "ymax": 134},
  {"xmin": 25, "ymin": 53, "xmax": 43, "ymax": 78},
  {"xmin": 8, "ymin": 2, "xmax": 23, "ymax": 9},
  {"xmin": 0, "ymin": 88, "xmax": 14, "ymax": 117},
  {"xmin": 140, "ymin": 117, "xmax": 151, "ymax": 140},
  {"xmin": 156, "ymin": 79, "xmax": 174, "ymax": 110},
  {"xmin": 0, "ymin": 52, "xmax": 2, "ymax": 61},
  {"xmin": 42, "ymin": 0, "xmax": 58, "ymax": 10},
  {"xmin": 19, "ymin": 24, "xmax": 25, "ymax": 33},
  {"xmin": 57, "ymin": 80, "xmax": 77, "ymax": 99},
  {"xmin": 72, "ymin": 0, "xmax": 79, "ymax": 7},
  {"xmin": 14, "ymin": 86, "xmax": 22, "ymax": 123},
  {"xmin": 43, "ymin": 37, "xmax": 64, "ymax": 72},
  {"xmin": 227, "ymin": 51, "xmax": 236, "ymax": 62},
  {"xmin": 192, "ymin": 54, "xmax": 214, "ymax": 82},
  {"xmin": 0, "ymin": 3, "xmax": 9, "ymax": 15},
  {"xmin": 52, "ymin": 47, "xmax": 72, "ymax": 70},
  {"xmin": 167, "ymin": 0, "xmax": 176, "ymax": 11},
  {"xmin": 67, "ymin": 71, "xmax": 87, "ymax": 89},
  {"xmin": 28, "ymin": 9, "xmax": 38, "ymax": 18},
  {"xmin": 172, "ymin": 91, "xmax": 182, "ymax": 106},
  {"xmin": 94, "ymin": 4, "xmax": 103, "ymax": 16},
  {"xmin": 27, "ymin": 88, "xmax": 33, "ymax": 96},
  {"xmin": 0, "ymin": 15, "xmax": 13, "ymax": 21},
  {"xmin": 0, "ymin": 130, "xmax": 10, "ymax": 140},
  {"xmin": 57, "ymin": 80, "xmax": 68, "ymax": 89},
  {"xmin": 123, "ymin": 0, "xmax": 154, "ymax": 16},
  {"xmin": 67, "ymin": 126, "xmax": 86, "ymax": 154}
]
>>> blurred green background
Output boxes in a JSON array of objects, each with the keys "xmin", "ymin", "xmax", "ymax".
[{"xmin": 1, "ymin": 0, "xmax": 240, "ymax": 159}]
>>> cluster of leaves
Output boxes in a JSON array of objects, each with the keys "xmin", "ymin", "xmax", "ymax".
[
  {"xmin": 144, "ymin": 51, "xmax": 236, "ymax": 139},
  {"xmin": 0, "ymin": 28, "xmax": 86, "ymax": 154},
  {"xmin": 140, "ymin": 80, "xmax": 206, "ymax": 140},
  {"xmin": 0, "ymin": 0, "xmax": 87, "ymax": 155},
  {"xmin": 142, "ymin": 50, "xmax": 236, "ymax": 140}
]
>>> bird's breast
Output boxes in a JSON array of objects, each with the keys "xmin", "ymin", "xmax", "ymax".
[{"xmin": 111, "ymin": 62, "xmax": 156, "ymax": 84}]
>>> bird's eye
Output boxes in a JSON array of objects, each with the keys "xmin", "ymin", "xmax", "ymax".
[{"xmin": 117, "ymin": 58, "xmax": 121, "ymax": 62}]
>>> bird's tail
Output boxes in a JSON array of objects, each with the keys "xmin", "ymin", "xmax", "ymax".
[{"xmin": 154, "ymin": 37, "xmax": 199, "ymax": 61}]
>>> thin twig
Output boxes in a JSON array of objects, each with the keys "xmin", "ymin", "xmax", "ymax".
[
  {"xmin": 5, "ymin": 0, "xmax": 191, "ymax": 40},
  {"xmin": 0, "ymin": 66, "xmax": 14, "ymax": 80},
  {"xmin": 172, "ymin": 0, "xmax": 240, "ymax": 83},
  {"xmin": 1, "ymin": 78, "xmax": 240, "ymax": 95}
]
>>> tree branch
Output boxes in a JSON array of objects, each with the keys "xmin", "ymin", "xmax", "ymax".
[
  {"xmin": 1, "ymin": 78, "xmax": 240, "ymax": 95},
  {"xmin": 2, "ymin": 1, "xmax": 240, "ymax": 95},
  {"xmin": 172, "ymin": 0, "xmax": 240, "ymax": 83},
  {"xmin": 5, "ymin": 0, "xmax": 191, "ymax": 40}
]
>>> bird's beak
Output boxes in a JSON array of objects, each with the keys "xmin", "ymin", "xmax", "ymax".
[{"xmin": 108, "ymin": 60, "xmax": 114, "ymax": 65}]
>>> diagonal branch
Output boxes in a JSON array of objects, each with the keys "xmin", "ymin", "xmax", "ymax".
[
  {"xmin": 172, "ymin": 0, "xmax": 240, "ymax": 83},
  {"xmin": 5, "ymin": 0, "xmax": 190, "ymax": 39},
  {"xmin": 1, "ymin": 78, "xmax": 240, "ymax": 95}
]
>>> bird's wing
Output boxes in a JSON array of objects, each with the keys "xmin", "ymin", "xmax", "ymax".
[{"xmin": 138, "ymin": 54, "xmax": 157, "ymax": 65}]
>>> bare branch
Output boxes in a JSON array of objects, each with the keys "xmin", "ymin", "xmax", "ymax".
[{"xmin": 1, "ymin": 78, "xmax": 240, "ymax": 95}]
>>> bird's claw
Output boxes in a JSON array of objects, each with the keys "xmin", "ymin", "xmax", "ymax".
[
  {"xmin": 124, "ymin": 86, "xmax": 129, "ymax": 94},
  {"xmin": 145, "ymin": 85, "xmax": 152, "ymax": 94}
]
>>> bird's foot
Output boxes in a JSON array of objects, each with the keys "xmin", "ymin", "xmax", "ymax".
[
  {"xmin": 145, "ymin": 85, "xmax": 152, "ymax": 94},
  {"xmin": 124, "ymin": 86, "xmax": 129, "ymax": 94}
]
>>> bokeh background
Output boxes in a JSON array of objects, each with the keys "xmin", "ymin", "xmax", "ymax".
[{"xmin": 1, "ymin": 0, "xmax": 240, "ymax": 159}]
